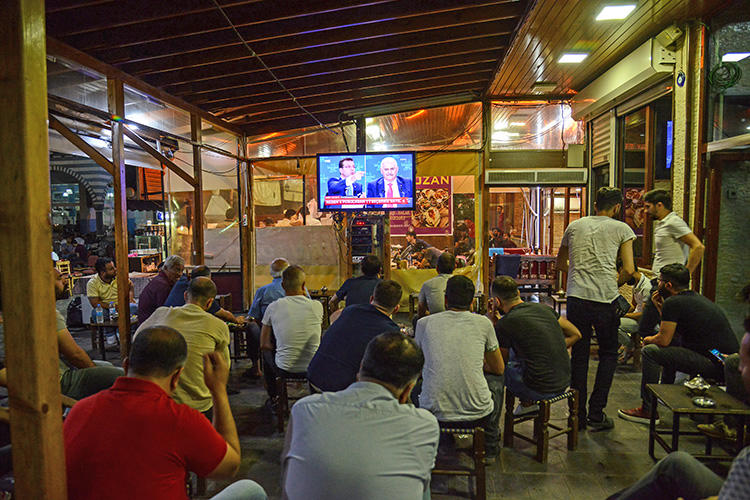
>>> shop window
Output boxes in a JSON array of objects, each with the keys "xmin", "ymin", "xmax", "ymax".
[{"xmin": 47, "ymin": 56, "xmax": 108, "ymax": 112}]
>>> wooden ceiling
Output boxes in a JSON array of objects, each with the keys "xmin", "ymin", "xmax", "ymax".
[
  {"xmin": 45, "ymin": 0, "xmax": 531, "ymax": 135},
  {"xmin": 489, "ymin": 0, "xmax": 728, "ymax": 97}
]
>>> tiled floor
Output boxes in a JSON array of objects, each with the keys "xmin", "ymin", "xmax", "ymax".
[{"xmin": 52, "ymin": 304, "xmax": 736, "ymax": 499}]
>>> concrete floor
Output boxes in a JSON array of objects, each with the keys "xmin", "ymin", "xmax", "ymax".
[{"xmin": 26, "ymin": 302, "xmax": 735, "ymax": 499}]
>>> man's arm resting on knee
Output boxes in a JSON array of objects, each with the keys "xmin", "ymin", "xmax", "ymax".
[
  {"xmin": 484, "ymin": 348, "xmax": 504, "ymax": 375},
  {"xmin": 558, "ymin": 317, "xmax": 582, "ymax": 348},
  {"xmin": 203, "ymin": 352, "xmax": 241, "ymax": 480},
  {"xmin": 644, "ymin": 321, "xmax": 676, "ymax": 348},
  {"xmin": 58, "ymin": 326, "xmax": 95, "ymax": 369}
]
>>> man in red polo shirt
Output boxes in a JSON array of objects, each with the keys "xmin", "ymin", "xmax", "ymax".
[
  {"xmin": 137, "ymin": 255, "xmax": 185, "ymax": 324},
  {"xmin": 63, "ymin": 326, "xmax": 266, "ymax": 500}
]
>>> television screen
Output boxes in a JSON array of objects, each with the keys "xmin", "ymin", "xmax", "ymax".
[{"xmin": 317, "ymin": 152, "xmax": 415, "ymax": 211}]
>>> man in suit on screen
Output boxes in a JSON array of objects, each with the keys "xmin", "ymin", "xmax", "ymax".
[{"xmin": 366, "ymin": 157, "xmax": 413, "ymax": 208}]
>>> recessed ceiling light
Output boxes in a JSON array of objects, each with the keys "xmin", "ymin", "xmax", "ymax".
[
  {"xmin": 531, "ymin": 81, "xmax": 558, "ymax": 93},
  {"xmin": 722, "ymin": 52, "xmax": 750, "ymax": 62},
  {"xmin": 559, "ymin": 53, "xmax": 588, "ymax": 64},
  {"xmin": 510, "ymin": 122, "xmax": 526, "ymax": 127},
  {"xmin": 596, "ymin": 4, "xmax": 636, "ymax": 21}
]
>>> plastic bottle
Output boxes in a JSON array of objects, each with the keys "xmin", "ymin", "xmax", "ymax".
[
  {"xmin": 109, "ymin": 301, "xmax": 117, "ymax": 321},
  {"xmin": 95, "ymin": 304, "xmax": 104, "ymax": 324}
]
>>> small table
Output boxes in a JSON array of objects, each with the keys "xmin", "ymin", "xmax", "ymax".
[
  {"xmin": 647, "ymin": 383, "xmax": 750, "ymax": 462},
  {"xmin": 89, "ymin": 318, "xmax": 138, "ymax": 361},
  {"xmin": 551, "ymin": 294, "xmax": 567, "ymax": 314}
]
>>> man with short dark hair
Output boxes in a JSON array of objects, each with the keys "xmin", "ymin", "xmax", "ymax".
[
  {"xmin": 557, "ymin": 186, "xmax": 636, "ymax": 431},
  {"xmin": 275, "ymin": 209, "xmax": 297, "ymax": 227},
  {"xmin": 136, "ymin": 277, "xmax": 231, "ymax": 416},
  {"xmin": 416, "ymin": 275, "xmax": 505, "ymax": 462},
  {"xmin": 64, "ymin": 326, "xmax": 266, "ymax": 500},
  {"xmin": 86, "ymin": 256, "xmax": 135, "ymax": 309},
  {"xmin": 619, "ymin": 263, "xmax": 739, "ymax": 424},
  {"xmin": 261, "ymin": 265, "xmax": 323, "ymax": 401},
  {"xmin": 282, "ymin": 332, "xmax": 438, "ymax": 500},
  {"xmin": 328, "ymin": 254, "xmax": 382, "ymax": 314},
  {"xmin": 308, "ymin": 280, "xmax": 402, "ymax": 392},
  {"xmin": 418, "ymin": 252, "xmax": 455, "ymax": 316},
  {"xmin": 326, "ymin": 157, "xmax": 364, "ymax": 197},
  {"xmin": 489, "ymin": 228, "xmax": 515, "ymax": 248},
  {"xmin": 398, "ymin": 229, "xmax": 430, "ymax": 262},
  {"xmin": 137, "ymin": 255, "xmax": 185, "ymax": 324},
  {"xmin": 489, "ymin": 276, "xmax": 580, "ymax": 414}
]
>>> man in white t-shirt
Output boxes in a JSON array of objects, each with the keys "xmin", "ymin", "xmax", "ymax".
[
  {"xmin": 417, "ymin": 252, "xmax": 455, "ymax": 318},
  {"xmin": 260, "ymin": 265, "xmax": 323, "ymax": 402},
  {"xmin": 415, "ymin": 275, "xmax": 505, "ymax": 462},
  {"xmin": 637, "ymin": 189, "xmax": 705, "ymax": 341},
  {"xmin": 557, "ymin": 187, "xmax": 636, "ymax": 431}
]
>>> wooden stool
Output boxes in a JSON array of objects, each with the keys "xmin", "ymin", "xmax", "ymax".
[
  {"xmin": 432, "ymin": 423, "xmax": 486, "ymax": 500},
  {"xmin": 503, "ymin": 389, "xmax": 579, "ymax": 463},
  {"xmin": 275, "ymin": 372, "xmax": 308, "ymax": 433}
]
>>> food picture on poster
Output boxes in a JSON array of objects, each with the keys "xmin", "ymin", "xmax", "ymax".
[
  {"xmin": 623, "ymin": 188, "xmax": 645, "ymax": 235},
  {"xmin": 391, "ymin": 176, "xmax": 452, "ymax": 235}
]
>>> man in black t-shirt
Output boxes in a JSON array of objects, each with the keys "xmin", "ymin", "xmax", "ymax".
[
  {"xmin": 488, "ymin": 276, "xmax": 581, "ymax": 415},
  {"xmin": 328, "ymin": 255, "xmax": 382, "ymax": 321},
  {"xmin": 619, "ymin": 264, "xmax": 739, "ymax": 425}
]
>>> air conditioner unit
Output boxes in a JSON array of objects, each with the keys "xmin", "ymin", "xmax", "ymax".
[
  {"xmin": 570, "ymin": 39, "xmax": 676, "ymax": 121},
  {"xmin": 485, "ymin": 168, "xmax": 588, "ymax": 186}
]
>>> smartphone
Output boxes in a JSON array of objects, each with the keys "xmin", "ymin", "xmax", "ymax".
[{"xmin": 709, "ymin": 349, "xmax": 726, "ymax": 365}]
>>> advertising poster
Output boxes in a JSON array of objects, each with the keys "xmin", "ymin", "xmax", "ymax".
[{"xmin": 391, "ymin": 176, "xmax": 452, "ymax": 235}]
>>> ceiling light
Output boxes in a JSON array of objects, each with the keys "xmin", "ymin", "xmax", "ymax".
[
  {"xmin": 558, "ymin": 53, "xmax": 588, "ymax": 64},
  {"xmin": 722, "ymin": 52, "xmax": 750, "ymax": 62},
  {"xmin": 531, "ymin": 81, "xmax": 558, "ymax": 93},
  {"xmin": 510, "ymin": 122, "xmax": 526, "ymax": 127},
  {"xmin": 595, "ymin": 4, "xmax": 636, "ymax": 21},
  {"xmin": 366, "ymin": 125, "xmax": 382, "ymax": 139}
]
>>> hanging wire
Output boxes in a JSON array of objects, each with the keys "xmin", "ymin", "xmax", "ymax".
[{"xmin": 209, "ymin": 0, "xmax": 338, "ymax": 136}]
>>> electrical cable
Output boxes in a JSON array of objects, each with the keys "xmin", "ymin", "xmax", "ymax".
[
  {"xmin": 210, "ymin": 0, "xmax": 338, "ymax": 136},
  {"xmin": 708, "ymin": 62, "xmax": 742, "ymax": 94}
]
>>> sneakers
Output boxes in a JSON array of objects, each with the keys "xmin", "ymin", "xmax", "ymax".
[
  {"xmin": 513, "ymin": 403, "xmax": 540, "ymax": 417},
  {"xmin": 587, "ymin": 413, "xmax": 615, "ymax": 432},
  {"xmin": 697, "ymin": 421, "xmax": 737, "ymax": 441},
  {"xmin": 618, "ymin": 406, "xmax": 660, "ymax": 425}
]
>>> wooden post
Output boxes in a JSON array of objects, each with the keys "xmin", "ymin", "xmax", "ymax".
[
  {"xmin": 239, "ymin": 137, "xmax": 254, "ymax": 309},
  {"xmin": 107, "ymin": 78, "xmax": 132, "ymax": 357},
  {"xmin": 481, "ymin": 100, "xmax": 492, "ymax": 294},
  {"xmin": 191, "ymin": 114, "xmax": 205, "ymax": 265},
  {"xmin": 0, "ymin": 1, "xmax": 67, "ymax": 497}
]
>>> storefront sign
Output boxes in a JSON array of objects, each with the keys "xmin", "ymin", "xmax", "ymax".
[{"xmin": 391, "ymin": 176, "xmax": 452, "ymax": 235}]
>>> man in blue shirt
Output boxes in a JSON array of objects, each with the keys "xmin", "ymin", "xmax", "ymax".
[
  {"xmin": 327, "ymin": 255, "xmax": 382, "ymax": 321},
  {"xmin": 242, "ymin": 258, "xmax": 289, "ymax": 379},
  {"xmin": 309, "ymin": 280, "xmax": 401, "ymax": 392}
]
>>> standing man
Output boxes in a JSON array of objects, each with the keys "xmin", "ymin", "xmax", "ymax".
[
  {"xmin": 557, "ymin": 187, "xmax": 636, "ymax": 431},
  {"xmin": 63, "ymin": 326, "xmax": 266, "ymax": 500},
  {"xmin": 137, "ymin": 255, "xmax": 185, "ymax": 324},
  {"xmin": 282, "ymin": 332, "xmax": 438, "ymax": 500},
  {"xmin": 637, "ymin": 189, "xmax": 705, "ymax": 341},
  {"xmin": 135, "ymin": 277, "xmax": 232, "ymax": 417}
]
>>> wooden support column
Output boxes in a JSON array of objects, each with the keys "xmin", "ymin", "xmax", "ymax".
[
  {"xmin": 107, "ymin": 79, "xmax": 132, "ymax": 357},
  {"xmin": 239, "ymin": 138, "xmax": 254, "ymax": 309},
  {"xmin": 481, "ymin": 100, "xmax": 492, "ymax": 295},
  {"xmin": 191, "ymin": 115, "xmax": 205, "ymax": 265},
  {"xmin": 0, "ymin": 1, "xmax": 67, "ymax": 497}
]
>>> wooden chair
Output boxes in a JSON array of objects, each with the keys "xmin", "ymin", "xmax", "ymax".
[
  {"xmin": 503, "ymin": 388, "xmax": 579, "ymax": 463},
  {"xmin": 432, "ymin": 423, "xmax": 486, "ymax": 500},
  {"xmin": 55, "ymin": 260, "xmax": 77, "ymax": 293},
  {"xmin": 274, "ymin": 371, "xmax": 308, "ymax": 433}
]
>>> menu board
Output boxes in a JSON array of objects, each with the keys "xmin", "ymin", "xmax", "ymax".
[{"xmin": 391, "ymin": 176, "xmax": 452, "ymax": 235}]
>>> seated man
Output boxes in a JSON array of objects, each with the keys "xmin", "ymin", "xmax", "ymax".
[
  {"xmin": 135, "ymin": 277, "xmax": 231, "ymax": 417},
  {"xmin": 417, "ymin": 252, "xmax": 455, "ymax": 317},
  {"xmin": 137, "ymin": 255, "xmax": 185, "ymax": 324},
  {"xmin": 489, "ymin": 227, "xmax": 515, "ymax": 248},
  {"xmin": 618, "ymin": 263, "xmax": 739, "ymax": 424},
  {"xmin": 0, "ymin": 267, "xmax": 124, "ymax": 400},
  {"xmin": 261, "ymin": 265, "xmax": 322, "ymax": 402},
  {"xmin": 64, "ymin": 326, "xmax": 266, "ymax": 500},
  {"xmin": 308, "ymin": 280, "xmax": 402, "ymax": 392},
  {"xmin": 164, "ymin": 265, "xmax": 245, "ymax": 324},
  {"xmin": 86, "ymin": 257, "xmax": 135, "ymax": 315},
  {"xmin": 328, "ymin": 254, "xmax": 382, "ymax": 317},
  {"xmin": 243, "ymin": 258, "xmax": 289, "ymax": 379},
  {"xmin": 488, "ymin": 276, "xmax": 580, "ymax": 414},
  {"xmin": 283, "ymin": 332, "xmax": 438, "ymax": 500},
  {"xmin": 608, "ymin": 324, "xmax": 750, "ymax": 500},
  {"xmin": 617, "ymin": 262, "xmax": 655, "ymax": 364},
  {"xmin": 415, "ymin": 275, "xmax": 505, "ymax": 462}
]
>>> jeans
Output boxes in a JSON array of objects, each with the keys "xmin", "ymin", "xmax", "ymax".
[
  {"xmin": 607, "ymin": 451, "xmax": 723, "ymax": 500},
  {"xmin": 60, "ymin": 365, "xmax": 124, "ymax": 400},
  {"xmin": 247, "ymin": 322, "xmax": 261, "ymax": 365},
  {"xmin": 262, "ymin": 350, "xmax": 305, "ymax": 400},
  {"xmin": 567, "ymin": 296, "xmax": 620, "ymax": 421},
  {"xmin": 640, "ymin": 344, "xmax": 723, "ymax": 412},
  {"xmin": 209, "ymin": 480, "xmax": 267, "ymax": 500},
  {"xmin": 484, "ymin": 373, "xmax": 504, "ymax": 456},
  {"xmin": 505, "ymin": 352, "xmax": 565, "ymax": 402}
]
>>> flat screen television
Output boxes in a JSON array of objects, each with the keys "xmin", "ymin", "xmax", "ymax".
[{"xmin": 317, "ymin": 152, "xmax": 416, "ymax": 211}]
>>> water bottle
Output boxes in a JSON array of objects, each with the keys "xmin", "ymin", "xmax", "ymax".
[
  {"xmin": 109, "ymin": 301, "xmax": 117, "ymax": 321},
  {"xmin": 95, "ymin": 304, "xmax": 104, "ymax": 324}
]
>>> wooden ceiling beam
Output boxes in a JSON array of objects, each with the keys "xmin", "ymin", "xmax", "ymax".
[
  {"xmin": 117, "ymin": 10, "xmax": 521, "ymax": 76},
  {"xmin": 172, "ymin": 50, "xmax": 499, "ymax": 98},
  {"xmin": 121, "ymin": 125, "xmax": 198, "ymax": 188},
  {"xmin": 199, "ymin": 64, "xmax": 497, "ymax": 110},
  {"xmin": 216, "ymin": 74, "xmax": 492, "ymax": 118},
  {"xmin": 48, "ymin": 114, "xmax": 115, "ymax": 176},
  {"xmin": 153, "ymin": 34, "xmax": 508, "ymax": 90}
]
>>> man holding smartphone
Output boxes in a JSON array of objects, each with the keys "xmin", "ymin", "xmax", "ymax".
[{"xmin": 618, "ymin": 264, "xmax": 738, "ymax": 424}]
